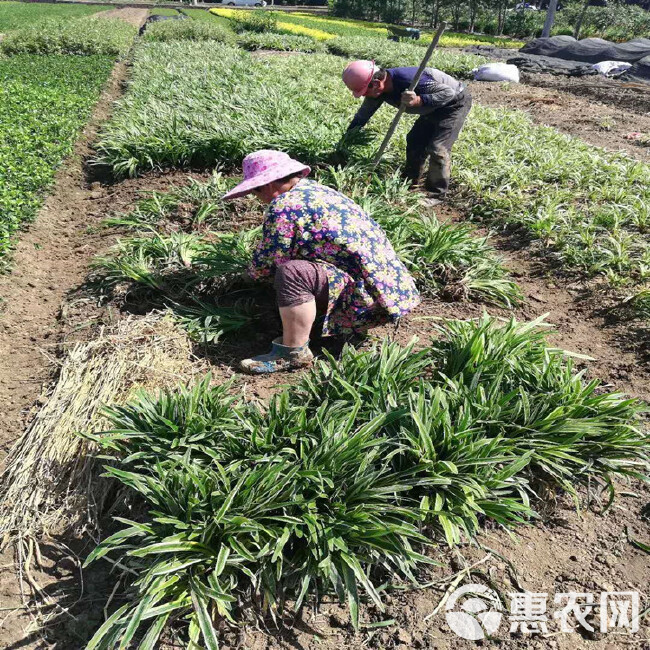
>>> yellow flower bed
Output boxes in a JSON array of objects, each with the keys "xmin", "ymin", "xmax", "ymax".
[
  {"xmin": 209, "ymin": 7, "xmax": 242, "ymax": 19},
  {"xmin": 277, "ymin": 21, "xmax": 334, "ymax": 41},
  {"xmin": 209, "ymin": 8, "xmax": 334, "ymax": 40},
  {"xmin": 291, "ymin": 11, "xmax": 524, "ymax": 49},
  {"xmin": 291, "ymin": 12, "xmax": 387, "ymax": 35}
]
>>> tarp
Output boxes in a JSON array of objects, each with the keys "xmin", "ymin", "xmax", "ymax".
[
  {"xmin": 521, "ymin": 35, "xmax": 650, "ymax": 64},
  {"xmin": 506, "ymin": 53, "xmax": 596, "ymax": 76},
  {"xmin": 621, "ymin": 54, "xmax": 650, "ymax": 83}
]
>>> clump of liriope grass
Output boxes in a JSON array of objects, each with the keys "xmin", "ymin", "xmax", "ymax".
[
  {"xmin": 237, "ymin": 30, "xmax": 325, "ymax": 53},
  {"xmin": 142, "ymin": 19, "xmax": 233, "ymax": 44},
  {"xmin": 94, "ymin": 171, "xmax": 266, "ymax": 344},
  {"xmin": 104, "ymin": 171, "xmax": 255, "ymax": 233},
  {"xmin": 317, "ymin": 164, "xmax": 521, "ymax": 307},
  {"xmin": 84, "ymin": 316, "xmax": 648, "ymax": 648},
  {"xmin": 91, "ymin": 227, "xmax": 261, "ymax": 344}
]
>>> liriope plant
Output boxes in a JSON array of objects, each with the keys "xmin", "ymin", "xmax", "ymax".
[{"xmin": 85, "ymin": 318, "xmax": 648, "ymax": 648}]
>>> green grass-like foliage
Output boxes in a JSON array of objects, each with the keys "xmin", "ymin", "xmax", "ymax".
[
  {"xmin": 237, "ymin": 30, "xmax": 325, "ymax": 53},
  {"xmin": 95, "ymin": 166, "xmax": 518, "ymax": 329},
  {"xmin": 181, "ymin": 7, "xmax": 233, "ymax": 28},
  {"xmin": 230, "ymin": 9, "xmax": 277, "ymax": 34},
  {"xmin": 96, "ymin": 44, "xmax": 364, "ymax": 176},
  {"xmin": 454, "ymin": 106, "xmax": 650, "ymax": 297},
  {"xmin": 93, "ymin": 171, "xmax": 263, "ymax": 343},
  {"xmin": 96, "ymin": 42, "xmax": 479, "ymax": 178},
  {"xmin": 317, "ymin": 165, "xmax": 520, "ymax": 307},
  {"xmin": 0, "ymin": 16, "xmax": 137, "ymax": 56},
  {"xmin": 325, "ymin": 35, "xmax": 486, "ymax": 79},
  {"xmin": 149, "ymin": 8, "xmax": 183, "ymax": 16},
  {"xmin": 0, "ymin": 1, "xmax": 111, "ymax": 32},
  {"xmin": 0, "ymin": 54, "xmax": 115, "ymax": 266},
  {"xmin": 85, "ymin": 317, "xmax": 648, "ymax": 648},
  {"xmin": 142, "ymin": 19, "xmax": 233, "ymax": 44}
]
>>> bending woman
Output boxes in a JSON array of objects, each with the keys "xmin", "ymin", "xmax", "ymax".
[{"xmin": 223, "ymin": 150, "xmax": 420, "ymax": 374}]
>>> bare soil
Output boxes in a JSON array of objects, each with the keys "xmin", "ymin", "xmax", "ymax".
[
  {"xmin": 470, "ymin": 78, "xmax": 650, "ymax": 163},
  {"xmin": 93, "ymin": 7, "xmax": 149, "ymax": 27},
  {"xmin": 523, "ymin": 72, "xmax": 650, "ymax": 117},
  {"xmin": 1, "ymin": 41, "xmax": 650, "ymax": 650}
]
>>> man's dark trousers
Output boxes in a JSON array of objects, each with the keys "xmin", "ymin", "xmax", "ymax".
[{"xmin": 404, "ymin": 91, "xmax": 473, "ymax": 197}]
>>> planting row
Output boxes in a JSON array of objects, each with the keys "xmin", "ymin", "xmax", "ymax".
[
  {"xmin": 0, "ymin": 1, "xmax": 111, "ymax": 32},
  {"xmin": 208, "ymin": 7, "xmax": 524, "ymax": 48},
  {"xmin": 95, "ymin": 41, "xmax": 481, "ymax": 177},
  {"xmin": 0, "ymin": 12, "xmax": 138, "ymax": 264},
  {"xmin": 0, "ymin": 55, "xmax": 115, "ymax": 266},
  {"xmin": 1, "ymin": 15, "xmax": 137, "ymax": 56},
  {"xmin": 454, "ymin": 106, "xmax": 650, "ymax": 307},
  {"xmin": 85, "ymin": 319, "xmax": 648, "ymax": 647},
  {"xmin": 92, "ymin": 163, "xmax": 518, "ymax": 343}
]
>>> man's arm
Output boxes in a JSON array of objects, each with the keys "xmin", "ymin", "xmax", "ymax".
[
  {"xmin": 347, "ymin": 96, "xmax": 383, "ymax": 131},
  {"xmin": 416, "ymin": 79, "xmax": 457, "ymax": 108}
]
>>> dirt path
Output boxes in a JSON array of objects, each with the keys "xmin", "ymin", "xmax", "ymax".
[
  {"xmin": 94, "ymin": 7, "xmax": 149, "ymax": 27},
  {"xmin": 470, "ymin": 78, "xmax": 650, "ymax": 163}
]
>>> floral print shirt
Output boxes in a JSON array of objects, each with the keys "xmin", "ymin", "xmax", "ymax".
[{"xmin": 248, "ymin": 179, "xmax": 420, "ymax": 336}]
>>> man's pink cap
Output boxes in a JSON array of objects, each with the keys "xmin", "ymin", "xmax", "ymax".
[
  {"xmin": 222, "ymin": 150, "xmax": 311, "ymax": 200},
  {"xmin": 343, "ymin": 60, "xmax": 378, "ymax": 98}
]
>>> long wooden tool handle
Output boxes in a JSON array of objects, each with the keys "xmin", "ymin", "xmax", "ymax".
[{"xmin": 371, "ymin": 21, "xmax": 447, "ymax": 169}]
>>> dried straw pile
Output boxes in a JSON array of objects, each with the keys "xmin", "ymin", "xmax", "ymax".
[{"xmin": 0, "ymin": 315, "xmax": 194, "ymax": 553}]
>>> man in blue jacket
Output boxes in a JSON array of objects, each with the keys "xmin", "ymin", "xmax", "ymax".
[{"xmin": 343, "ymin": 61, "xmax": 472, "ymax": 202}]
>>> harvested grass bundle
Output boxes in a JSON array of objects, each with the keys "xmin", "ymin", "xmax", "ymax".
[{"xmin": 0, "ymin": 316, "xmax": 193, "ymax": 555}]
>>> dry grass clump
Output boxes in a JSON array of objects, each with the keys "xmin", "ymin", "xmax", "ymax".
[{"xmin": 0, "ymin": 316, "xmax": 194, "ymax": 556}]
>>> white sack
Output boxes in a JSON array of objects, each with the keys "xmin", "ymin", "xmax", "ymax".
[
  {"xmin": 473, "ymin": 63, "xmax": 520, "ymax": 83},
  {"xmin": 592, "ymin": 60, "xmax": 632, "ymax": 76}
]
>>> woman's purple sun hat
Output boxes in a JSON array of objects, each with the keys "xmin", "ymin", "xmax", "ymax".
[{"xmin": 222, "ymin": 150, "xmax": 311, "ymax": 200}]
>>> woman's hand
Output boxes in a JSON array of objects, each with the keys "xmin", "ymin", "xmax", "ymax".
[{"xmin": 401, "ymin": 91, "xmax": 422, "ymax": 108}]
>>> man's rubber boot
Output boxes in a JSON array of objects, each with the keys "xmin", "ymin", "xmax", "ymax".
[{"xmin": 240, "ymin": 338, "xmax": 314, "ymax": 375}]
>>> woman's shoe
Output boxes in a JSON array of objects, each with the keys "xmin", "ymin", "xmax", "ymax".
[{"xmin": 240, "ymin": 338, "xmax": 314, "ymax": 375}]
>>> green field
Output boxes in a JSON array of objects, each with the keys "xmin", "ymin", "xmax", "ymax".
[
  {"xmin": 1, "ymin": 15, "xmax": 137, "ymax": 56},
  {"xmin": 0, "ymin": 55, "xmax": 115, "ymax": 265},
  {"xmin": 0, "ymin": 1, "xmax": 112, "ymax": 31}
]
